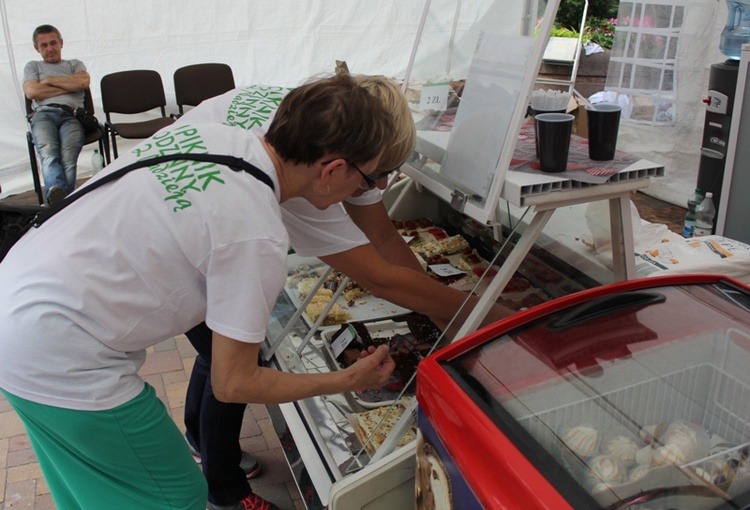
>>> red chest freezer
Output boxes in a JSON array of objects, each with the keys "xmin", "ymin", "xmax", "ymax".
[{"xmin": 416, "ymin": 274, "xmax": 750, "ymax": 509}]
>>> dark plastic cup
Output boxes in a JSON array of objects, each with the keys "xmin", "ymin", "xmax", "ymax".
[
  {"xmin": 586, "ymin": 103, "xmax": 622, "ymax": 160},
  {"xmin": 534, "ymin": 113, "xmax": 575, "ymax": 173},
  {"xmin": 532, "ymin": 108, "xmax": 567, "ymax": 158},
  {"xmin": 531, "ymin": 108, "xmax": 567, "ymax": 116}
]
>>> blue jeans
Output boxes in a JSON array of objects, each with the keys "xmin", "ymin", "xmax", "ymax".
[
  {"xmin": 30, "ymin": 106, "xmax": 85, "ymax": 197},
  {"xmin": 184, "ymin": 322, "xmax": 252, "ymax": 505}
]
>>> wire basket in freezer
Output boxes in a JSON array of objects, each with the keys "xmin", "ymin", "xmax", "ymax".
[{"xmin": 518, "ymin": 363, "xmax": 750, "ymax": 506}]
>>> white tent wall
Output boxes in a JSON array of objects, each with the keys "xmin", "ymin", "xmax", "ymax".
[
  {"xmin": 0, "ymin": 0, "xmax": 733, "ymax": 210},
  {"xmin": 612, "ymin": 0, "xmax": 729, "ymax": 207}
]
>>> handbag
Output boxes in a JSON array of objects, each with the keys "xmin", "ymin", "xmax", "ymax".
[
  {"xmin": 73, "ymin": 106, "xmax": 101, "ymax": 134},
  {"xmin": 0, "ymin": 203, "xmax": 45, "ymax": 262},
  {"xmin": 0, "ymin": 153, "xmax": 274, "ymax": 262}
]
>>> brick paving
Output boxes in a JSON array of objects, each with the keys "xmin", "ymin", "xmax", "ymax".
[{"xmin": 0, "ymin": 335, "xmax": 304, "ymax": 510}]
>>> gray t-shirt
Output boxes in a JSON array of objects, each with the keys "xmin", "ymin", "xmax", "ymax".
[{"xmin": 23, "ymin": 59, "xmax": 86, "ymax": 110}]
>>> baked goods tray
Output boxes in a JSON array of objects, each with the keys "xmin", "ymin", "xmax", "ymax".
[
  {"xmin": 285, "ymin": 265, "xmax": 410, "ymax": 327},
  {"xmin": 319, "ymin": 318, "xmax": 422, "ymax": 409}
]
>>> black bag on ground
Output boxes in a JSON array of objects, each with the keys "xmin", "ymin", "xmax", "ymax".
[
  {"xmin": 0, "ymin": 204, "xmax": 45, "ymax": 261},
  {"xmin": 73, "ymin": 106, "xmax": 100, "ymax": 133}
]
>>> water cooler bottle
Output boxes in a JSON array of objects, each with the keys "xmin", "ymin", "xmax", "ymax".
[{"xmin": 696, "ymin": 0, "xmax": 750, "ymax": 231}]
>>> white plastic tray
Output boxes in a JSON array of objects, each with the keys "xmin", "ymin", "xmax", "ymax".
[{"xmin": 285, "ymin": 266, "xmax": 410, "ymax": 326}]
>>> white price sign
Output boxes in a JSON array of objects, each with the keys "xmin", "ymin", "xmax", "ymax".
[
  {"xmin": 419, "ymin": 82, "xmax": 450, "ymax": 112},
  {"xmin": 429, "ymin": 264, "xmax": 465, "ymax": 277},
  {"xmin": 330, "ymin": 325, "xmax": 356, "ymax": 359}
]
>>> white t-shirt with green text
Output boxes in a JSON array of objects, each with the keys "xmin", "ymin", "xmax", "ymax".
[
  {"xmin": 179, "ymin": 85, "xmax": 381, "ymax": 258},
  {"xmin": 0, "ymin": 122, "xmax": 288, "ymax": 410}
]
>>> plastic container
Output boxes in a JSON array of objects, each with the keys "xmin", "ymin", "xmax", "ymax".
[
  {"xmin": 91, "ymin": 149, "xmax": 105, "ymax": 174},
  {"xmin": 683, "ymin": 188, "xmax": 704, "ymax": 238},
  {"xmin": 694, "ymin": 192, "xmax": 717, "ymax": 237},
  {"xmin": 720, "ymin": 0, "xmax": 750, "ymax": 60}
]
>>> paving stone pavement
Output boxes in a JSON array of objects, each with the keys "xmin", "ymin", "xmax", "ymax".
[{"xmin": 0, "ymin": 335, "xmax": 304, "ymax": 510}]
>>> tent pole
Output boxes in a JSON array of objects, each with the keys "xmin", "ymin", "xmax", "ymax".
[
  {"xmin": 446, "ymin": 0, "xmax": 462, "ymax": 75},
  {"xmin": 0, "ymin": 0, "xmax": 26, "ymax": 116},
  {"xmin": 402, "ymin": 0, "xmax": 432, "ymax": 92}
]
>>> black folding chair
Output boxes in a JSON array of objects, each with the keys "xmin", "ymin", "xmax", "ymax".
[
  {"xmin": 100, "ymin": 70, "xmax": 175, "ymax": 159},
  {"xmin": 173, "ymin": 63, "xmax": 236, "ymax": 116}
]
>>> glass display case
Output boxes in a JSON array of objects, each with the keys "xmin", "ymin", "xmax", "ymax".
[
  {"xmin": 262, "ymin": 201, "xmax": 596, "ymax": 508},
  {"xmin": 263, "ymin": 253, "xmax": 443, "ymax": 508}
]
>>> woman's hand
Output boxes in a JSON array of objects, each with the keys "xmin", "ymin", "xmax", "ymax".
[{"xmin": 345, "ymin": 344, "xmax": 395, "ymax": 391}]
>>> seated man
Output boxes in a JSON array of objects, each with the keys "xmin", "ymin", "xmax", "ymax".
[{"xmin": 23, "ymin": 24, "xmax": 89, "ymax": 205}]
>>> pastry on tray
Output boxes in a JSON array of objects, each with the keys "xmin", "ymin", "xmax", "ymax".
[
  {"xmin": 562, "ymin": 424, "xmax": 600, "ymax": 458},
  {"xmin": 352, "ymin": 397, "xmax": 416, "ymax": 454},
  {"xmin": 412, "ymin": 234, "xmax": 470, "ymax": 258},
  {"xmin": 305, "ymin": 294, "xmax": 351, "ymax": 326},
  {"xmin": 294, "ymin": 270, "xmax": 369, "ymax": 324},
  {"xmin": 602, "ymin": 434, "xmax": 639, "ymax": 467},
  {"xmin": 588, "ymin": 454, "xmax": 626, "ymax": 485}
]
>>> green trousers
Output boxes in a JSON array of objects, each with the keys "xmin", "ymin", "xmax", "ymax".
[{"xmin": 2, "ymin": 384, "xmax": 207, "ymax": 509}]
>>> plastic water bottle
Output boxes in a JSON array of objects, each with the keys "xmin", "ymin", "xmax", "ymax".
[
  {"xmin": 682, "ymin": 188, "xmax": 704, "ymax": 238},
  {"xmin": 91, "ymin": 149, "xmax": 104, "ymax": 174},
  {"xmin": 694, "ymin": 192, "xmax": 716, "ymax": 237},
  {"xmin": 721, "ymin": 0, "xmax": 750, "ymax": 60}
]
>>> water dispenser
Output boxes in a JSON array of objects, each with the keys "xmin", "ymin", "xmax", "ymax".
[
  {"xmin": 695, "ymin": 0, "xmax": 746, "ymax": 232},
  {"xmin": 721, "ymin": 0, "xmax": 750, "ymax": 59}
]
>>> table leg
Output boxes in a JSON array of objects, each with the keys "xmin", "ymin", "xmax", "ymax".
[{"xmin": 609, "ymin": 193, "xmax": 636, "ymax": 281}]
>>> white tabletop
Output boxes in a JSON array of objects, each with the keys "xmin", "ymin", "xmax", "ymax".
[{"xmin": 412, "ymin": 125, "xmax": 665, "ymax": 209}]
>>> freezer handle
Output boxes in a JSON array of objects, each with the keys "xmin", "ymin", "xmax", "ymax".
[{"xmin": 548, "ymin": 291, "xmax": 666, "ymax": 331}]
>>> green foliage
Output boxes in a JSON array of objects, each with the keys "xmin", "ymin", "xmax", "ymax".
[
  {"xmin": 555, "ymin": 0, "xmax": 619, "ymax": 31},
  {"xmin": 550, "ymin": 1, "xmax": 619, "ymax": 50},
  {"xmin": 583, "ymin": 16, "xmax": 617, "ymax": 49},
  {"xmin": 550, "ymin": 26, "xmax": 579, "ymax": 38}
]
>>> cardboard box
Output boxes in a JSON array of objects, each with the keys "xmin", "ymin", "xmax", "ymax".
[{"xmin": 571, "ymin": 96, "xmax": 589, "ymax": 138}]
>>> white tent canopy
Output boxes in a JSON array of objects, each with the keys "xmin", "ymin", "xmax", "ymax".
[
  {"xmin": 0, "ymin": 0, "xmax": 433, "ymax": 197},
  {"xmin": 0, "ymin": 0, "xmax": 731, "ymax": 208}
]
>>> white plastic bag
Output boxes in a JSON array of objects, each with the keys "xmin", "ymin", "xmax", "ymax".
[{"xmin": 582, "ymin": 200, "xmax": 750, "ymax": 283}]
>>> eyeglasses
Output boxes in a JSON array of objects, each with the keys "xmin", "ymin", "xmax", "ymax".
[
  {"xmin": 321, "ymin": 158, "xmax": 378, "ymax": 190},
  {"xmin": 322, "ymin": 159, "xmax": 403, "ymax": 190},
  {"xmin": 346, "ymin": 160, "xmax": 379, "ymax": 190}
]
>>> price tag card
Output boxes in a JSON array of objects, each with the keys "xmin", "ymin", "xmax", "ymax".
[
  {"xmin": 429, "ymin": 264, "xmax": 465, "ymax": 277},
  {"xmin": 330, "ymin": 325, "xmax": 356, "ymax": 359},
  {"xmin": 419, "ymin": 82, "xmax": 450, "ymax": 112}
]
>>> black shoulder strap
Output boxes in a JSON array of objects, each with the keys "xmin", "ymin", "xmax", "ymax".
[{"xmin": 32, "ymin": 153, "xmax": 275, "ymax": 228}]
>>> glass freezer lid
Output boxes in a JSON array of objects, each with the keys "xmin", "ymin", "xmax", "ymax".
[{"xmin": 446, "ymin": 282, "xmax": 750, "ymax": 509}]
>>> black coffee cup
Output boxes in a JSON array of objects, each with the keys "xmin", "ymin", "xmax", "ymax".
[
  {"xmin": 534, "ymin": 113, "xmax": 575, "ymax": 173},
  {"xmin": 586, "ymin": 103, "xmax": 622, "ymax": 160},
  {"xmin": 532, "ymin": 108, "xmax": 567, "ymax": 158}
]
